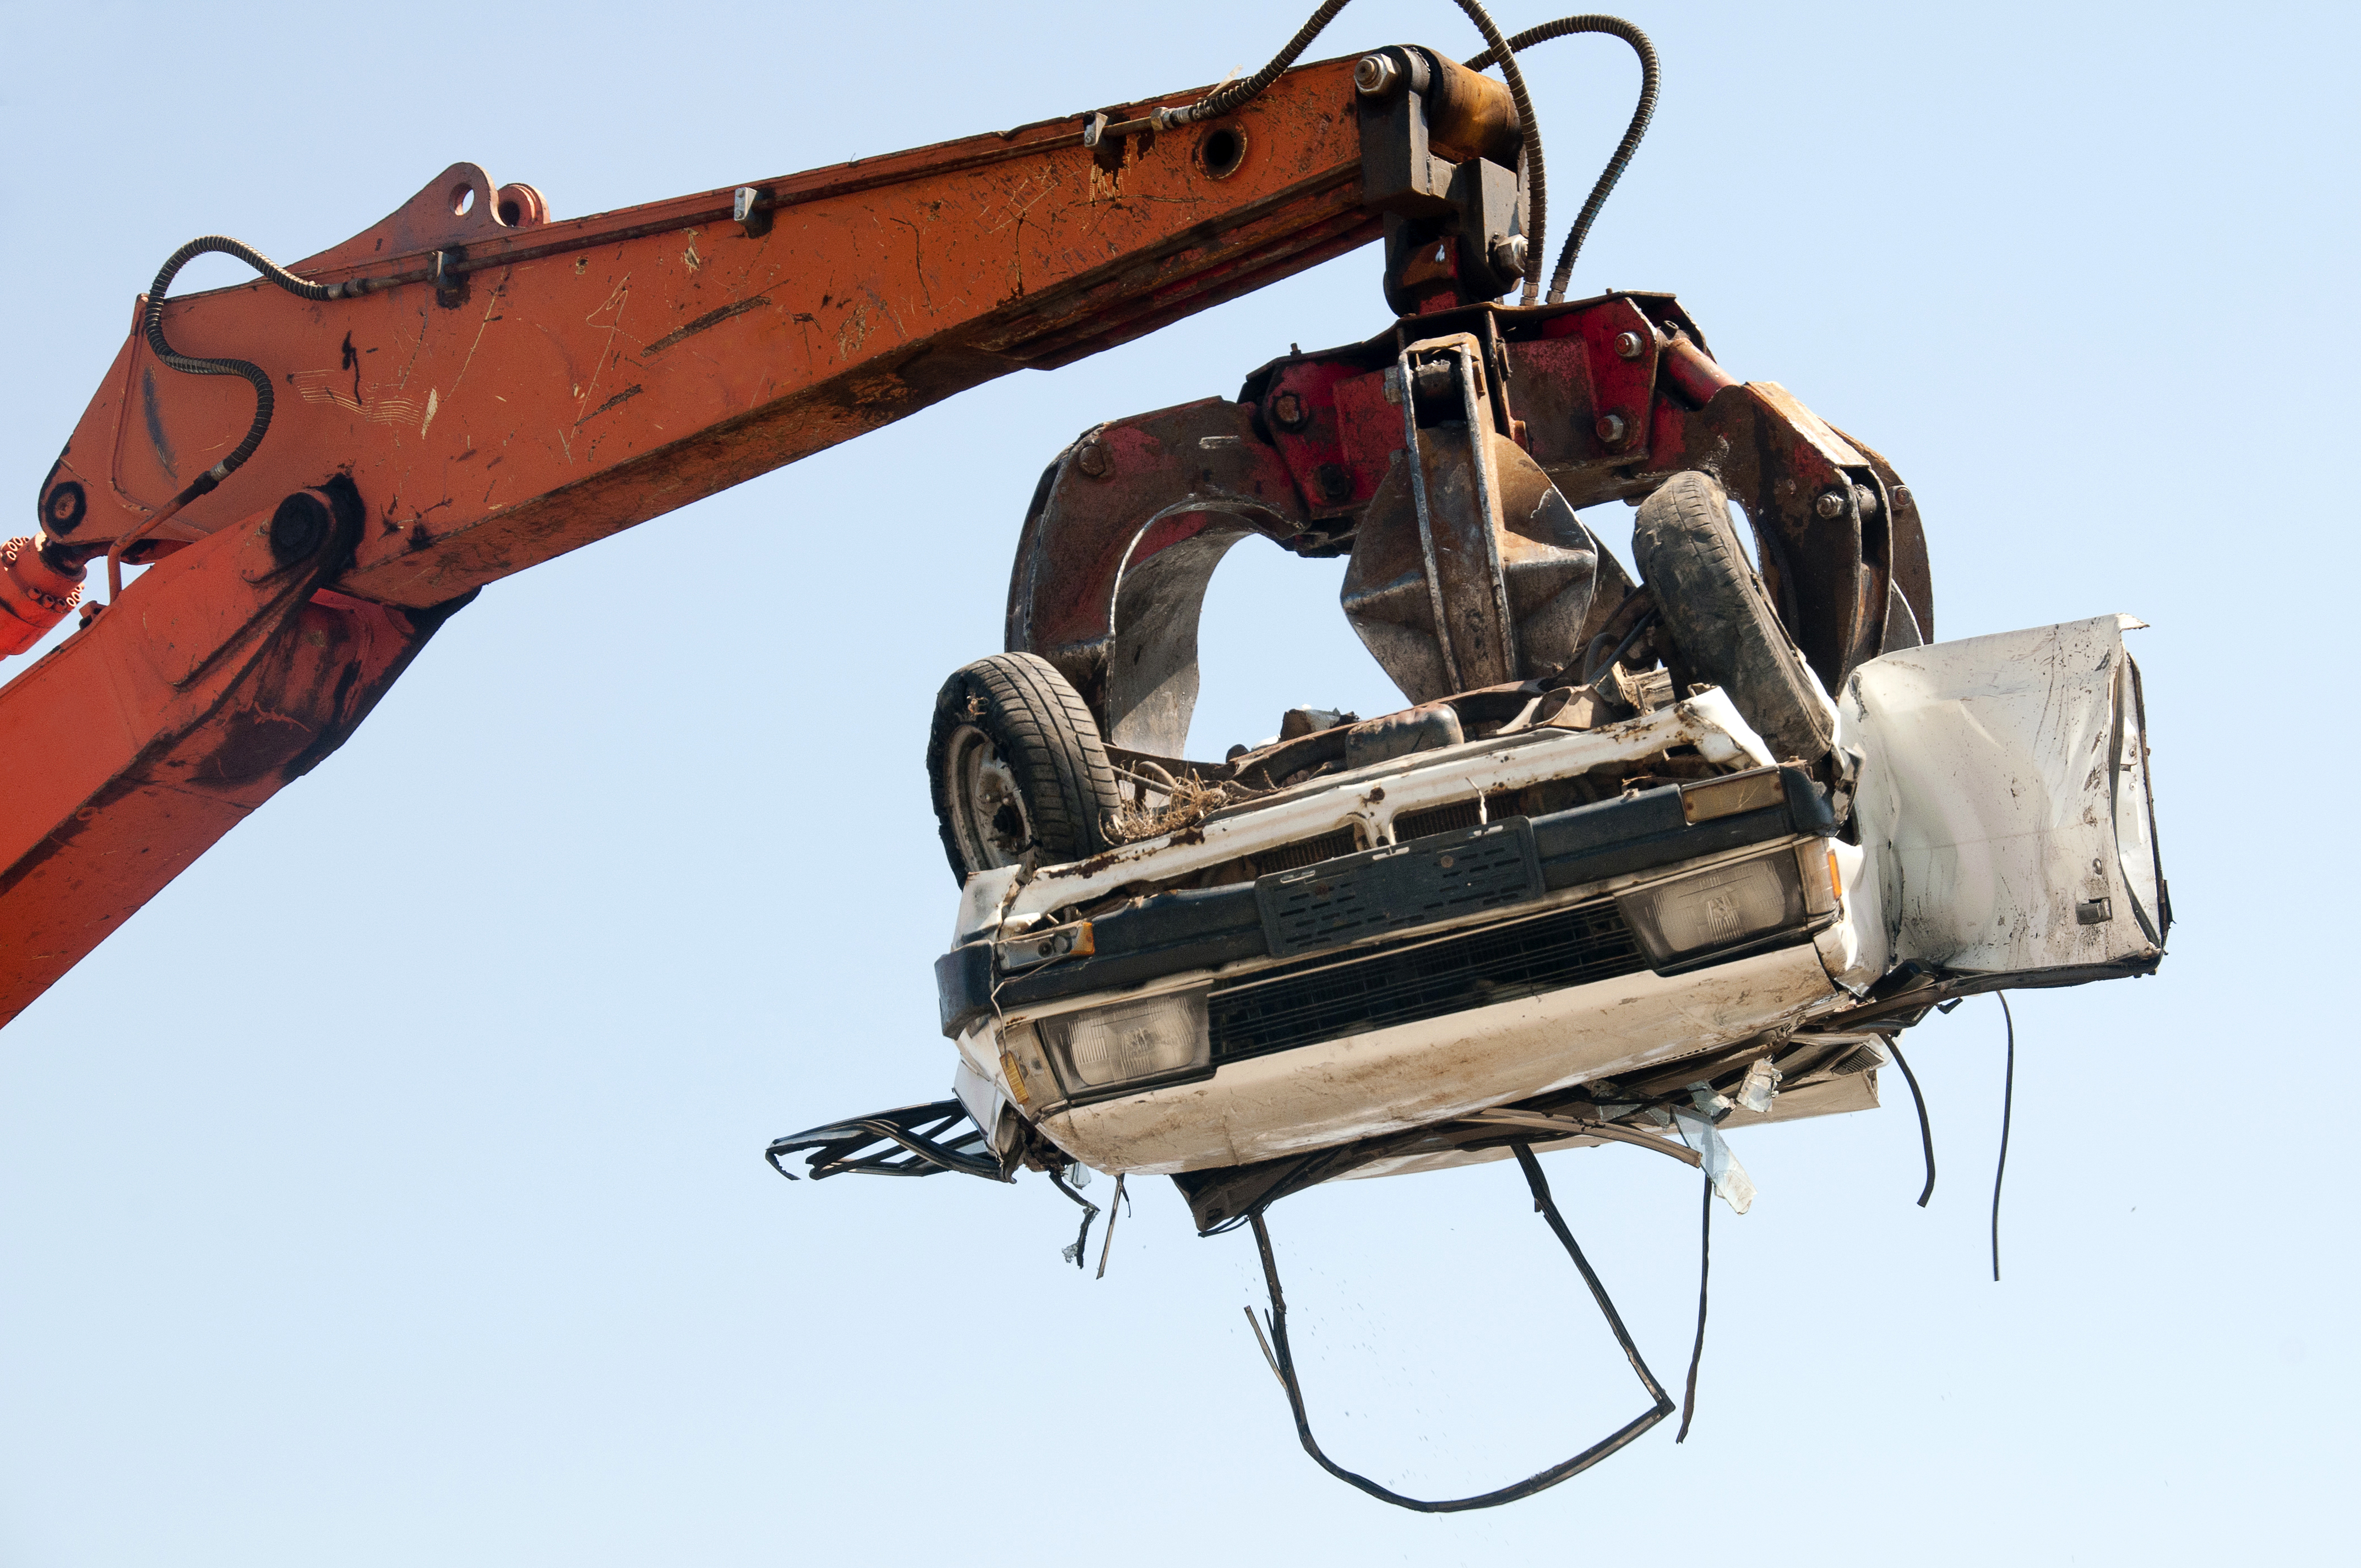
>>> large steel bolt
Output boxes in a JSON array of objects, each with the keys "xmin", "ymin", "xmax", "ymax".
[
  {"xmin": 1595, "ymin": 413, "xmax": 1628, "ymax": 445},
  {"xmin": 1489, "ymin": 235, "xmax": 1528, "ymax": 277},
  {"xmin": 268, "ymin": 491, "xmax": 333, "ymax": 565},
  {"xmin": 1353, "ymin": 53, "xmax": 1401, "ymax": 97},
  {"xmin": 1614, "ymin": 330, "xmax": 1646, "ymax": 360},
  {"xmin": 1076, "ymin": 439, "xmax": 1112, "ymax": 478},
  {"xmin": 1814, "ymin": 488, "xmax": 1848, "ymax": 520},
  {"xmin": 1270, "ymin": 390, "xmax": 1310, "ymax": 432},
  {"xmin": 41, "ymin": 481, "xmax": 88, "ymax": 537}
]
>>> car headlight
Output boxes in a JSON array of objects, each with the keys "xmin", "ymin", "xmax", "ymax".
[
  {"xmin": 1617, "ymin": 850, "xmax": 1809, "ymax": 968},
  {"xmin": 1040, "ymin": 992, "xmax": 1210, "ymax": 1096}
]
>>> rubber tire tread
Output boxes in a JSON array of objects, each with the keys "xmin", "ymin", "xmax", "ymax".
[
  {"xmin": 1632, "ymin": 471, "xmax": 1836, "ymax": 766},
  {"xmin": 927, "ymin": 652, "xmax": 1122, "ymax": 885}
]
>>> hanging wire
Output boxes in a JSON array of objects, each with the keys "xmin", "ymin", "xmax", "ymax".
[
  {"xmin": 1674, "ymin": 1167, "xmax": 1711, "ymax": 1442},
  {"xmin": 1991, "ymin": 993, "xmax": 2016, "ymax": 1282},
  {"xmin": 1887, "ymin": 1038, "xmax": 1939, "ymax": 1207},
  {"xmin": 1237, "ymin": 1142, "xmax": 1673, "ymax": 1512}
]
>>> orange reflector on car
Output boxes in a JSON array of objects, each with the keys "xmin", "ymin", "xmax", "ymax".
[{"xmin": 999, "ymin": 1049, "xmax": 1033, "ymax": 1106}]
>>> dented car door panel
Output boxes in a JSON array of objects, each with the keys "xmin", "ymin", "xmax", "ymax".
[{"xmin": 1839, "ymin": 614, "xmax": 2165, "ymax": 981}]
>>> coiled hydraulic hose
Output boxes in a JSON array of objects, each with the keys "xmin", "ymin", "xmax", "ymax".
[
  {"xmin": 139, "ymin": 237, "xmax": 342, "ymax": 516},
  {"xmin": 1154, "ymin": 0, "xmax": 1549, "ymax": 307},
  {"xmin": 1467, "ymin": 15, "xmax": 1658, "ymax": 302}
]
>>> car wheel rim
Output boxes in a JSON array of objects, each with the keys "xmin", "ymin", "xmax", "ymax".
[{"xmin": 946, "ymin": 723, "xmax": 1030, "ymax": 870}]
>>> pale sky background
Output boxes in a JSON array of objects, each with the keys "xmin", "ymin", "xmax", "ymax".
[{"xmin": 0, "ymin": 1, "xmax": 2351, "ymax": 1562}]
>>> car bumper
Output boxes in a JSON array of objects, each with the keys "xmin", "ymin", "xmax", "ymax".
[{"xmin": 964, "ymin": 932, "xmax": 1846, "ymax": 1173}]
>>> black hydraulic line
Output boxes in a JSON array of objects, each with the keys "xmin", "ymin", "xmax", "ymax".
[
  {"xmin": 1465, "ymin": 15, "xmax": 1658, "ymax": 301},
  {"xmin": 1674, "ymin": 1168, "xmax": 1710, "ymax": 1442},
  {"xmin": 1170, "ymin": 0, "xmax": 1353, "ymax": 125},
  {"xmin": 1162, "ymin": 0, "xmax": 1548, "ymax": 306},
  {"xmin": 1243, "ymin": 1140, "xmax": 1672, "ymax": 1512},
  {"xmin": 138, "ymin": 237, "xmax": 343, "ymax": 513},
  {"xmin": 1992, "ymin": 992, "xmax": 2015, "ymax": 1283},
  {"xmin": 1887, "ymin": 1038, "xmax": 1939, "ymax": 1207}
]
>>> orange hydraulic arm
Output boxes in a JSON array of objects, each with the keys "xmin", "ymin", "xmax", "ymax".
[{"xmin": 0, "ymin": 47, "xmax": 1527, "ymax": 1025}]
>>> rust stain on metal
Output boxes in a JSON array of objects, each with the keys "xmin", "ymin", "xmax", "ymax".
[
  {"xmin": 643, "ymin": 296, "xmax": 773, "ymax": 356},
  {"xmin": 576, "ymin": 384, "xmax": 645, "ymax": 424}
]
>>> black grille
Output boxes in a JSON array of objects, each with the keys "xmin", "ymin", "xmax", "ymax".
[
  {"xmin": 1391, "ymin": 798, "xmax": 1484, "ymax": 841},
  {"xmin": 1253, "ymin": 826, "xmax": 1361, "ymax": 874},
  {"xmin": 1211, "ymin": 899, "xmax": 1649, "ymax": 1063},
  {"xmin": 1258, "ymin": 819, "xmax": 1541, "ymax": 959}
]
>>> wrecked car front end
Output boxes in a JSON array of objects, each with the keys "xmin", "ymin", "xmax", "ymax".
[{"xmin": 914, "ymin": 612, "xmax": 2162, "ymax": 1216}]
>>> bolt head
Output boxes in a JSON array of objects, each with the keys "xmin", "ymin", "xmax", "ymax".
[
  {"xmin": 1614, "ymin": 330, "xmax": 1645, "ymax": 360},
  {"xmin": 1488, "ymin": 235, "xmax": 1528, "ymax": 278},
  {"xmin": 1076, "ymin": 439, "xmax": 1111, "ymax": 478},
  {"xmin": 1814, "ymin": 488, "xmax": 1848, "ymax": 520},
  {"xmin": 1353, "ymin": 53, "xmax": 1401, "ymax": 97},
  {"xmin": 1270, "ymin": 390, "xmax": 1310, "ymax": 431},
  {"xmin": 1595, "ymin": 413, "xmax": 1628, "ymax": 445}
]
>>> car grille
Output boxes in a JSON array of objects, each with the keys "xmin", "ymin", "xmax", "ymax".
[
  {"xmin": 1210, "ymin": 899, "xmax": 1649, "ymax": 1063},
  {"xmin": 1252, "ymin": 825, "xmax": 1360, "ymax": 874},
  {"xmin": 1390, "ymin": 797, "xmax": 1486, "ymax": 841}
]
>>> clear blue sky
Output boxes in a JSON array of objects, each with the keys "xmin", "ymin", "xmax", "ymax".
[{"xmin": 0, "ymin": 1, "xmax": 2351, "ymax": 1562}]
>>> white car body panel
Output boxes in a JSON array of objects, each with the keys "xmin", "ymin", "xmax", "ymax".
[{"xmin": 1837, "ymin": 614, "xmax": 2163, "ymax": 975}]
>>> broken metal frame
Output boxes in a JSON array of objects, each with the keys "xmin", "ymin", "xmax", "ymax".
[{"xmin": 764, "ymin": 1100, "xmax": 1005, "ymax": 1183}]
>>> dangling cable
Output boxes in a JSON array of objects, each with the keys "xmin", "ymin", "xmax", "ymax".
[
  {"xmin": 1239, "ymin": 1141, "xmax": 1672, "ymax": 1512},
  {"xmin": 1674, "ymin": 1167, "xmax": 1711, "ymax": 1442},
  {"xmin": 1465, "ymin": 15, "xmax": 1658, "ymax": 301},
  {"xmin": 1991, "ymin": 993, "xmax": 2015, "ymax": 1282},
  {"xmin": 1887, "ymin": 1037, "xmax": 1938, "ymax": 1207},
  {"xmin": 1045, "ymin": 1163, "xmax": 1101, "ymax": 1270}
]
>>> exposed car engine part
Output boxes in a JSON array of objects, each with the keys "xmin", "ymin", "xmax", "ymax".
[
  {"xmin": 926, "ymin": 653, "xmax": 1123, "ymax": 884},
  {"xmin": 1633, "ymin": 469, "xmax": 1839, "ymax": 768}
]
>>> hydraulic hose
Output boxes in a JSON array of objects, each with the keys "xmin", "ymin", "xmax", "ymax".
[
  {"xmin": 139, "ymin": 236, "xmax": 340, "ymax": 514},
  {"xmin": 1467, "ymin": 15, "xmax": 1658, "ymax": 302},
  {"xmin": 1157, "ymin": 0, "xmax": 1549, "ymax": 306}
]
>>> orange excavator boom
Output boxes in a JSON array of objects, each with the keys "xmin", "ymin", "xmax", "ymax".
[{"xmin": 0, "ymin": 46, "xmax": 1529, "ymax": 1023}]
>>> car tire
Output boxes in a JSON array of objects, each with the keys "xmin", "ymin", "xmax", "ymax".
[
  {"xmin": 927, "ymin": 652, "xmax": 1122, "ymax": 885},
  {"xmin": 1632, "ymin": 471, "xmax": 1837, "ymax": 766}
]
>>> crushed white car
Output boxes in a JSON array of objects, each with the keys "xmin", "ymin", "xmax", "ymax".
[{"xmin": 888, "ymin": 612, "xmax": 2164, "ymax": 1231}]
